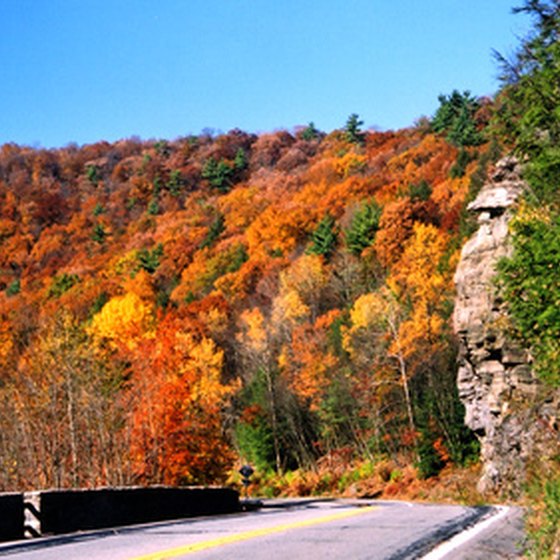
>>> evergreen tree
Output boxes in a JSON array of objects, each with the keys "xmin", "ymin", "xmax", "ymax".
[
  {"xmin": 498, "ymin": 213, "xmax": 560, "ymax": 387},
  {"xmin": 5, "ymin": 279, "xmax": 20, "ymax": 296},
  {"xmin": 494, "ymin": 0, "xmax": 560, "ymax": 202},
  {"xmin": 137, "ymin": 244, "xmax": 163, "ymax": 274},
  {"xmin": 301, "ymin": 122, "xmax": 320, "ymax": 141},
  {"xmin": 345, "ymin": 200, "xmax": 382, "ymax": 255},
  {"xmin": 200, "ymin": 214, "xmax": 225, "ymax": 249},
  {"xmin": 432, "ymin": 90, "xmax": 483, "ymax": 147},
  {"xmin": 450, "ymin": 148, "xmax": 475, "ymax": 178},
  {"xmin": 167, "ymin": 170, "xmax": 183, "ymax": 196},
  {"xmin": 86, "ymin": 164, "xmax": 99, "ymax": 185},
  {"xmin": 407, "ymin": 180, "xmax": 432, "ymax": 202},
  {"xmin": 492, "ymin": 5, "xmax": 560, "ymax": 550},
  {"xmin": 202, "ymin": 157, "xmax": 234, "ymax": 192},
  {"xmin": 307, "ymin": 215, "xmax": 338, "ymax": 258},
  {"xmin": 234, "ymin": 148, "xmax": 248, "ymax": 171},
  {"xmin": 494, "ymin": 1, "xmax": 560, "ymax": 387},
  {"xmin": 344, "ymin": 113, "xmax": 365, "ymax": 145},
  {"xmin": 91, "ymin": 223, "xmax": 106, "ymax": 244}
]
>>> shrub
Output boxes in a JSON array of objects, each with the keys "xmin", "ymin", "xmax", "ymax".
[
  {"xmin": 5, "ymin": 279, "xmax": 20, "ymax": 296},
  {"xmin": 49, "ymin": 273, "xmax": 80, "ymax": 298}
]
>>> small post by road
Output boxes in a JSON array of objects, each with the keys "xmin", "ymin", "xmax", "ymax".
[
  {"xmin": 239, "ymin": 464, "xmax": 262, "ymax": 510},
  {"xmin": 239, "ymin": 464, "xmax": 254, "ymax": 499}
]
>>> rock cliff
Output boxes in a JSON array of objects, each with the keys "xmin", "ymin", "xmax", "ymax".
[{"xmin": 453, "ymin": 156, "xmax": 540, "ymax": 494}]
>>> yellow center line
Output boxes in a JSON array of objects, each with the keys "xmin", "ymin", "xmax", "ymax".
[{"xmin": 129, "ymin": 505, "xmax": 378, "ymax": 560}]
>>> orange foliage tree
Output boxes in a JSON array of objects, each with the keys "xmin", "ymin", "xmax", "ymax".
[{"xmin": 126, "ymin": 315, "xmax": 237, "ymax": 485}]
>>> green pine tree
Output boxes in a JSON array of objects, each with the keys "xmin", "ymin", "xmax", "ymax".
[
  {"xmin": 91, "ymin": 223, "xmax": 107, "ymax": 244},
  {"xmin": 234, "ymin": 148, "xmax": 248, "ymax": 171},
  {"xmin": 344, "ymin": 114, "xmax": 365, "ymax": 145},
  {"xmin": 200, "ymin": 214, "xmax": 225, "ymax": 249},
  {"xmin": 202, "ymin": 157, "xmax": 234, "ymax": 192},
  {"xmin": 432, "ymin": 90, "xmax": 483, "ymax": 147},
  {"xmin": 345, "ymin": 201, "xmax": 382, "ymax": 256},
  {"xmin": 307, "ymin": 215, "xmax": 338, "ymax": 258},
  {"xmin": 301, "ymin": 122, "xmax": 320, "ymax": 141},
  {"xmin": 167, "ymin": 169, "xmax": 183, "ymax": 196}
]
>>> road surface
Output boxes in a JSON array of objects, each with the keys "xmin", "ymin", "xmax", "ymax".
[{"xmin": 0, "ymin": 499, "xmax": 525, "ymax": 559}]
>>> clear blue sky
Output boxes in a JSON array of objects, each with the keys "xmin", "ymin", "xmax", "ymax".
[{"xmin": 1, "ymin": 0, "xmax": 529, "ymax": 148}]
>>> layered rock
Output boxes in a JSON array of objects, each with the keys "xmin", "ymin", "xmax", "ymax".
[{"xmin": 453, "ymin": 156, "xmax": 539, "ymax": 494}]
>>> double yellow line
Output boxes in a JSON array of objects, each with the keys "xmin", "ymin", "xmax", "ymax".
[{"xmin": 131, "ymin": 505, "xmax": 378, "ymax": 560}]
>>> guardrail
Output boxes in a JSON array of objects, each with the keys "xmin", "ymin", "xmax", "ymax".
[
  {"xmin": 1, "ymin": 487, "xmax": 239, "ymax": 542},
  {"xmin": 0, "ymin": 493, "xmax": 24, "ymax": 542}
]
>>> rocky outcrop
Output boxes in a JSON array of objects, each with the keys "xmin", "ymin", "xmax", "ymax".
[{"xmin": 453, "ymin": 156, "xmax": 540, "ymax": 494}]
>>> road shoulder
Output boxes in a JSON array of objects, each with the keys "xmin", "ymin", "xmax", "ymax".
[{"xmin": 423, "ymin": 506, "xmax": 526, "ymax": 559}]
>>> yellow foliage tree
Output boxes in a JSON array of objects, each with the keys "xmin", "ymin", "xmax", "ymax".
[
  {"xmin": 278, "ymin": 254, "xmax": 328, "ymax": 320},
  {"xmin": 348, "ymin": 292, "xmax": 386, "ymax": 331},
  {"xmin": 89, "ymin": 291, "xmax": 153, "ymax": 349},
  {"xmin": 343, "ymin": 287, "xmax": 417, "ymax": 442},
  {"xmin": 272, "ymin": 290, "xmax": 310, "ymax": 329},
  {"xmin": 238, "ymin": 307, "xmax": 268, "ymax": 354},
  {"xmin": 334, "ymin": 151, "xmax": 367, "ymax": 178},
  {"xmin": 387, "ymin": 222, "xmax": 450, "ymax": 351},
  {"xmin": 187, "ymin": 334, "xmax": 237, "ymax": 405},
  {"xmin": 342, "ymin": 223, "xmax": 457, "ymax": 457}
]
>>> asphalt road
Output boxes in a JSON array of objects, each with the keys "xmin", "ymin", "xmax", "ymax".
[{"xmin": 0, "ymin": 499, "xmax": 525, "ymax": 560}]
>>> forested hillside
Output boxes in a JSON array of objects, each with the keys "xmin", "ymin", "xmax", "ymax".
[{"xmin": 0, "ymin": 102, "xmax": 493, "ymax": 491}]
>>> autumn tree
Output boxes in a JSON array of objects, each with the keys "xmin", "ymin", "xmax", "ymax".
[
  {"xmin": 278, "ymin": 310, "xmax": 359, "ymax": 458},
  {"xmin": 4, "ymin": 311, "xmax": 129, "ymax": 489},
  {"xmin": 388, "ymin": 223, "xmax": 477, "ymax": 471},
  {"xmin": 343, "ymin": 288, "xmax": 417, "ymax": 457},
  {"xmin": 236, "ymin": 307, "xmax": 283, "ymax": 471},
  {"xmin": 89, "ymin": 291, "xmax": 154, "ymax": 350},
  {"xmin": 126, "ymin": 316, "xmax": 237, "ymax": 485}
]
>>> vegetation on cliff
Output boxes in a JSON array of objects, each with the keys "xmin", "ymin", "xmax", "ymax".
[
  {"xmin": 495, "ymin": 0, "xmax": 560, "ymax": 388},
  {"xmin": 493, "ymin": 1, "xmax": 560, "ymax": 555}
]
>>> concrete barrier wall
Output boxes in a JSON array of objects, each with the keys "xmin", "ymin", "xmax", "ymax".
[
  {"xmin": 38, "ymin": 487, "xmax": 240, "ymax": 535},
  {"xmin": 0, "ymin": 493, "xmax": 24, "ymax": 542}
]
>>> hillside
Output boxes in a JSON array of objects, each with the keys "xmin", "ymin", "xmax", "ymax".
[{"xmin": 0, "ymin": 110, "xmax": 494, "ymax": 491}]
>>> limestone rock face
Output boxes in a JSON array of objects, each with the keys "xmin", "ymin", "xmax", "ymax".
[{"xmin": 453, "ymin": 156, "xmax": 538, "ymax": 494}]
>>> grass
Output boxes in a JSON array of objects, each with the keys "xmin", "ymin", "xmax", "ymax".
[
  {"xmin": 229, "ymin": 455, "xmax": 487, "ymax": 506},
  {"xmin": 524, "ymin": 468, "xmax": 560, "ymax": 559}
]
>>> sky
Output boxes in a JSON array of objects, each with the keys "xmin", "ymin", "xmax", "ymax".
[{"xmin": 1, "ymin": 0, "xmax": 530, "ymax": 148}]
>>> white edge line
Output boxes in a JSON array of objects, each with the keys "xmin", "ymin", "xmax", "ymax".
[{"xmin": 420, "ymin": 505, "xmax": 511, "ymax": 560}]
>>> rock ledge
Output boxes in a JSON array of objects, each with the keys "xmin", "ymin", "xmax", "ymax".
[{"xmin": 453, "ymin": 156, "xmax": 538, "ymax": 494}]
